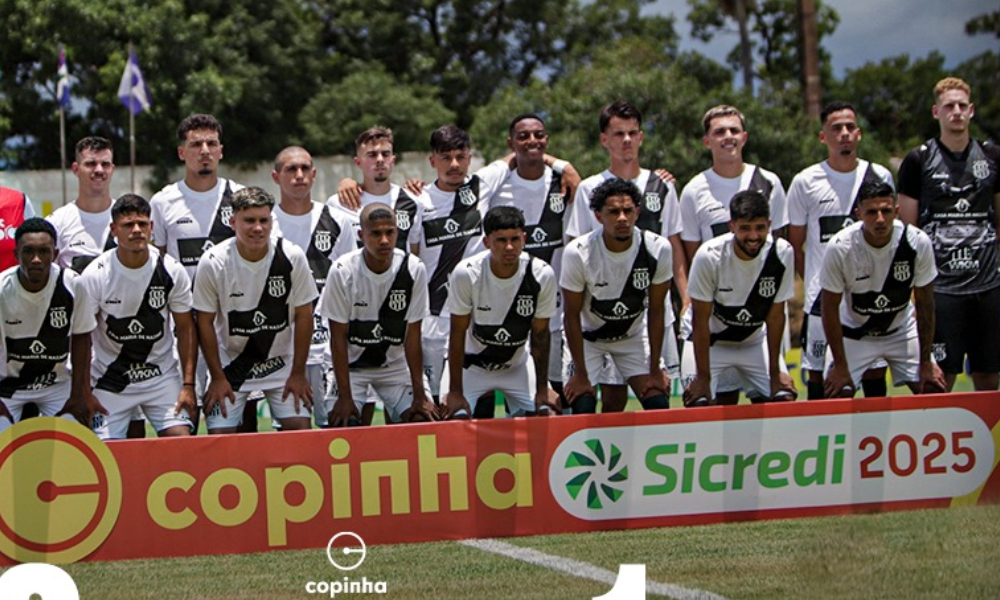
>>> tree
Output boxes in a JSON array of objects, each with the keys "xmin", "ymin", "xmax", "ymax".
[
  {"xmin": 688, "ymin": 0, "xmax": 755, "ymax": 91},
  {"xmin": 966, "ymin": 6, "xmax": 1000, "ymax": 38}
]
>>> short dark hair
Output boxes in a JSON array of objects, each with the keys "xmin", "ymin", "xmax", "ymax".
[
  {"xmin": 15, "ymin": 217, "xmax": 58, "ymax": 247},
  {"xmin": 74, "ymin": 137, "xmax": 113, "ymax": 161},
  {"xmin": 177, "ymin": 114, "xmax": 222, "ymax": 142},
  {"xmin": 484, "ymin": 206, "xmax": 525, "ymax": 235},
  {"xmin": 729, "ymin": 190, "xmax": 770, "ymax": 221},
  {"xmin": 820, "ymin": 101, "xmax": 857, "ymax": 125},
  {"xmin": 355, "ymin": 127, "xmax": 394, "ymax": 152},
  {"xmin": 360, "ymin": 202, "xmax": 395, "ymax": 228},
  {"xmin": 590, "ymin": 178, "xmax": 641, "ymax": 213},
  {"xmin": 857, "ymin": 181, "xmax": 896, "ymax": 205},
  {"xmin": 508, "ymin": 113, "xmax": 546, "ymax": 137},
  {"xmin": 231, "ymin": 187, "xmax": 275, "ymax": 213},
  {"xmin": 430, "ymin": 125, "xmax": 471, "ymax": 153},
  {"xmin": 599, "ymin": 100, "xmax": 642, "ymax": 133},
  {"xmin": 702, "ymin": 105, "xmax": 746, "ymax": 135},
  {"xmin": 111, "ymin": 194, "xmax": 151, "ymax": 221}
]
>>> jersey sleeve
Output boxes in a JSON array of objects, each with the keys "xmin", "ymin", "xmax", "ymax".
[
  {"xmin": 150, "ymin": 195, "xmax": 168, "ymax": 248},
  {"xmin": 408, "ymin": 192, "xmax": 431, "ymax": 248},
  {"xmin": 819, "ymin": 238, "xmax": 848, "ymax": 294},
  {"xmin": 686, "ymin": 246, "xmax": 718, "ymax": 303},
  {"xmin": 896, "ymin": 148, "xmax": 924, "ymax": 199},
  {"xmin": 786, "ymin": 173, "xmax": 809, "ymax": 227},
  {"xmin": 651, "ymin": 234, "xmax": 673, "ymax": 285},
  {"xmin": 167, "ymin": 259, "xmax": 193, "ymax": 313},
  {"xmin": 678, "ymin": 182, "xmax": 702, "ymax": 242},
  {"xmin": 475, "ymin": 160, "xmax": 513, "ymax": 203},
  {"xmin": 71, "ymin": 268, "xmax": 100, "ymax": 335},
  {"xmin": 320, "ymin": 260, "xmax": 352, "ymax": 324},
  {"xmin": 23, "ymin": 196, "xmax": 36, "ymax": 219},
  {"xmin": 191, "ymin": 253, "xmax": 221, "ymax": 314},
  {"xmin": 559, "ymin": 241, "xmax": 587, "ymax": 293},
  {"xmin": 407, "ymin": 258, "xmax": 430, "ymax": 323},
  {"xmin": 566, "ymin": 184, "xmax": 594, "ymax": 239},
  {"xmin": 535, "ymin": 262, "xmax": 558, "ymax": 320},
  {"xmin": 288, "ymin": 244, "xmax": 320, "ymax": 308},
  {"xmin": 769, "ymin": 175, "xmax": 789, "ymax": 231},
  {"xmin": 662, "ymin": 183, "xmax": 683, "ymax": 238},
  {"xmin": 776, "ymin": 242, "xmax": 796, "ymax": 303},
  {"xmin": 912, "ymin": 229, "xmax": 938, "ymax": 288},
  {"xmin": 446, "ymin": 260, "xmax": 475, "ymax": 317},
  {"xmin": 330, "ymin": 211, "xmax": 358, "ymax": 261}
]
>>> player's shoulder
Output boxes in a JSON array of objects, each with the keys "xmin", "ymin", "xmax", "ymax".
[
  {"xmin": 150, "ymin": 182, "xmax": 184, "ymax": 205},
  {"xmin": 774, "ymin": 237, "xmax": 795, "ymax": 261},
  {"xmin": 827, "ymin": 221, "xmax": 863, "ymax": 249},
  {"xmin": 46, "ymin": 202, "xmax": 79, "ymax": 225},
  {"xmin": 158, "ymin": 249, "xmax": 190, "ymax": 281}
]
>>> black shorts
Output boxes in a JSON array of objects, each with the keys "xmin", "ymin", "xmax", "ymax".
[{"xmin": 934, "ymin": 287, "xmax": 1000, "ymax": 374}]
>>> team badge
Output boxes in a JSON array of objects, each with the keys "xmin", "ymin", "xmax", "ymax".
[
  {"xmin": 875, "ymin": 294, "xmax": 890, "ymax": 309},
  {"xmin": 548, "ymin": 193, "xmax": 565, "ymax": 213},
  {"xmin": 736, "ymin": 309, "xmax": 752, "ymax": 323},
  {"xmin": 268, "ymin": 276, "xmax": 287, "ymax": 298},
  {"xmin": 955, "ymin": 198, "xmax": 970, "ymax": 213},
  {"xmin": 932, "ymin": 343, "xmax": 947, "ymax": 362},
  {"xmin": 516, "ymin": 296, "xmax": 534, "ymax": 317},
  {"xmin": 810, "ymin": 340, "xmax": 826, "ymax": 359},
  {"xmin": 495, "ymin": 328, "xmax": 511, "ymax": 343},
  {"xmin": 49, "ymin": 307, "xmax": 68, "ymax": 329},
  {"xmin": 314, "ymin": 230, "xmax": 332, "ymax": 252},
  {"xmin": 644, "ymin": 192, "xmax": 662, "ymax": 213},
  {"xmin": 632, "ymin": 268, "xmax": 650, "ymax": 290},
  {"xmin": 444, "ymin": 218, "xmax": 461, "ymax": 234},
  {"xmin": 531, "ymin": 227, "xmax": 547, "ymax": 243},
  {"xmin": 458, "ymin": 186, "xmax": 477, "ymax": 206},
  {"xmin": 389, "ymin": 290, "xmax": 407, "ymax": 311},
  {"xmin": 395, "ymin": 210, "xmax": 411, "ymax": 231},
  {"xmin": 758, "ymin": 277, "xmax": 776, "ymax": 298},
  {"xmin": 893, "ymin": 261, "xmax": 911, "ymax": 282},
  {"xmin": 219, "ymin": 206, "xmax": 233, "ymax": 224},
  {"xmin": 148, "ymin": 286, "xmax": 166, "ymax": 309},
  {"xmin": 972, "ymin": 160, "xmax": 990, "ymax": 180}
]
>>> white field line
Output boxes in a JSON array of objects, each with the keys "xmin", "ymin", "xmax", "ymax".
[{"xmin": 460, "ymin": 538, "xmax": 736, "ymax": 600}]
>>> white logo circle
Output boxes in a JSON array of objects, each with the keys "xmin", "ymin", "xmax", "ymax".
[{"xmin": 326, "ymin": 532, "xmax": 367, "ymax": 571}]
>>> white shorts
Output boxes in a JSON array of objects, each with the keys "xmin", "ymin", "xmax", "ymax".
[
  {"xmin": 679, "ymin": 337, "xmax": 787, "ymax": 399},
  {"xmin": 307, "ymin": 363, "xmax": 331, "ymax": 428},
  {"xmin": 803, "ymin": 313, "xmax": 888, "ymax": 374},
  {"xmin": 422, "ymin": 316, "xmax": 449, "ymax": 397},
  {"xmin": 596, "ymin": 330, "xmax": 677, "ymax": 385},
  {"xmin": 326, "ymin": 363, "xmax": 432, "ymax": 423},
  {"xmin": 206, "ymin": 385, "xmax": 311, "ymax": 430},
  {"xmin": 829, "ymin": 323, "xmax": 920, "ymax": 389},
  {"xmin": 0, "ymin": 381, "xmax": 72, "ymax": 433},
  {"xmin": 91, "ymin": 377, "xmax": 193, "ymax": 440},
  {"xmin": 548, "ymin": 326, "xmax": 564, "ymax": 384},
  {"xmin": 679, "ymin": 340, "xmax": 745, "ymax": 392},
  {"xmin": 442, "ymin": 360, "xmax": 536, "ymax": 416},
  {"xmin": 564, "ymin": 330, "xmax": 652, "ymax": 385}
]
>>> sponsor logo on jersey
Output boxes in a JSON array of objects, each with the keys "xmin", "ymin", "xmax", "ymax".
[
  {"xmin": 644, "ymin": 192, "xmax": 662, "ymax": 213},
  {"xmin": 632, "ymin": 268, "xmax": 650, "ymax": 290},
  {"xmin": 388, "ymin": 290, "xmax": 407, "ymax": 312},
  {"xmin": 128, "ymin": 319, "xmax": 144, "ymax": 335},
  {"xmin": 893, "ymin": 261, "xmax": 911, "ymax": 282},
  {"xmin": 444, "ymin": 218, "xmax": 461, "ymax": 234},
  {"xmin": 395, "ymin": 210, "xmax": 411, "ymax": 231},
  {"xmin": 495, "ymin": 328, "xmax": 511, "ymax": 343},
  {"xmin": 548, "ymin": 193, "xmax": 565, "ymax": 213},
  {"xmin": 148, "ymin": 286, "xmax": 167, "ymax": 310},
  {"xmin": 737, "ymin": 309, "xmax": 752, "ymax": 322},
  {"xmin": 758, "ymin": 277, "xmax": 777, "ymax": 298},
  {"xmin": 4, "ymin": 319, "xmax": 21, "ymax": 325},
  {"xmin": 531, "ymin": 227, "xmax": 548, "ymax": 243},
  {"xmin": 874, "ymin": 294, "xmax": 890, "ymax": 309},
  {"xmin": 946, "ymin": 247, "xmax": 979, "ymax": 271},
  {"xmin": 253, "ymin": 311, "xmax": 267, "ymax": 327},
  {"xmin": 955, "ymin": 198, "xmax": 971, "ymax": 213},
  {"xmin": 516, "ymin": 295, "xmax": 535, "ymax": 317},
  {"xmin": 29, "ymin": 340, "xmax": 46, "ymax": 354},
  {"xmin": 26, "ymin": 371, "xmax": 58, "ymax": 390},
  {"xmin": 49, "ymin": 307, "xmax": 68, "ymax": 329},
  {"xmin": 314, "ymin": 230, "xmax": 332, "ymax": 253},
  {"xmin": 612, "ymin": 301, "xmax": 629, "ymax": 317},
  {"xmin": 124, "ymin": 362, "xmax": 162, "ymax": 383},
  {"xmin": 458, "ymin": 187, "xmax": 477, "ymax": 206},
  {"xmin": 476, "ymin": 305, "xmax": 492, "ymax": 312},
  {"xmin": 249, "ymin": 356, "xmax": 286, "ymax": 379},
  {"xmin": 972, "ymin": 160, "xmax": 990, "ymax": 180},
  {"xmin": 268, "ymin": 276, "xmax": 287, "ymax": 298},
  {"xmin": 177, "ymin": 217, "xmax": 194, "ymax": 224}
]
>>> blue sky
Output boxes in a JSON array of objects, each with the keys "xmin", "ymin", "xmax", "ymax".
[{"xmin": 651, "ymin": 0, "xmax": 997, "ymax": 77}]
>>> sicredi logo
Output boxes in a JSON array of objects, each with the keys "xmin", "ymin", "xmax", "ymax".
[
  {"xmin": 0, "ymin": 418, "xmax": 122, "ymax": 563},
  {"xmin": 549, "ymin": 409, "xmax": 994, "ymax": 520}
]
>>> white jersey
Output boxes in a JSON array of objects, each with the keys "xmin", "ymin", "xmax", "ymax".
[
  {"xmin": 448, "ymin": 250, "xmax": 557, "ymax": 370},
  {"xmin": 687, "ymin": 234, "xmax": 795, "ymax": 346},
  {"xmin": 272, "ymin": 202, "xmax": 356, "ymax": 366},
  {"xmin": 787, "ymin": 160, "xmax": 894, "ymax": 311},
  {"xmin": 46, "ymin": 203, "xmax": 114, "ymax": 273},
  {"xmin": 561, "ymin": 229, "xmax": 673, "ymax": 340},
  {"xmin": 328, "ymin": 184, "xmax": 429, "ymax": 250},
  {"xmin": 417, "ymin": 160, "xmax": 511, "ymax": 317},
  {"xmin": 0, "ymin": 265, "xmax": 81, "ymax": 398},
  {"xmin": 566, "ymin": 169, "xmax": 682, "ymax": 239},
  {"xmin": 320, "ymin": 248, "xmax": 429, "ymax": 369},
  {"xmin": 491, "ymin": 167, "xmax": 570, "ymax": 279},
  {"xmin": 679, "ymin": 164, "xmax": 788, "ymax": 244},
  {"xmin": 820, "ymin": 220, "xmax": 936, "ymax": 336},
  {"xmin": 150, "ymin": 178, "xmax": 245, "ymax": 278},
  {"xmin": 192, "ymin": 238, "xmax": 318, "ymax": 391},
  {"xmin": 75, "ymin": 248, "xmax": 192, "ymax": 392}
]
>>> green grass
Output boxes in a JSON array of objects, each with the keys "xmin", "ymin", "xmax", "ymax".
[{"xmin": 47, "ymin": 505, "xmax": 1000, "ymax": 599}]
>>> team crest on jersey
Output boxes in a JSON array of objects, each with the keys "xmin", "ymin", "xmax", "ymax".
[
  {"xmin": 314, "ymin": 230, "xmax": 332, "ymax": 252},
  {"xmin": 395, "ymin": 210, "xmax": 411, "ymax": 231},
  {"xmin": 458, "ymin": 186, "xmax": 477, "ymax": 206},
  {"xmin": 531, "ymin": 227, "xmax": 548, "ymax": 243},
  {"xmin": 268, "ymin": 276, "xmax": 287, "ymax": 298},
  {"xmin": 219, "ymin": 206, "xmax": 233, "ymax": 224},
  {"xmin": 516, "ymin": 295, "xmax": 535, "ymax": 317},
  {"xmin": 893, "ymin": 261, "xmax": 911, "ymax": 282},
  {"xmin": 875, "ymin": 294, "xmax": 890, "ymax": 309},
  {"xmin": 49, "ymin": 307, "xmax": 68, "ymax": 329},
  {"xmin": 632, "ymin": 268, "xmax": 650, "ymax": 290},
  {"xmin": 972, "ymin": 160, "xmax": 990, "ymax": 180},
  {"xmin": 148, "ymin": 286, "xmax": 167, "ymax": 310},
  {"xmin": 758, "ymin": 277, "xmax": 777, "ymax": 298},
  {"xmin": 644, "ymin": 192, "xmax": 662, "ymax": 213},
  {"xmin": 548, "ymin": 193, "xmax": 565, "ymax": 213},
  {"xmin": 955, "ymin": 198, "xmax": 971, "ymax": 213},
  {"xmin": 389, "ymin": 290, "xmax": 407, "ymax": 312}
]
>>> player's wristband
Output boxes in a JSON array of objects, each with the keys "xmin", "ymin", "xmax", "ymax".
[{"xmin": 551, "ymin": 159, "xmax": 568, "ymax": 174}]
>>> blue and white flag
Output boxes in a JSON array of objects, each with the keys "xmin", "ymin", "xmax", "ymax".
[
  {"xmin": 118, "ymin": 49, "xmax": 152, "ymax": 115},
  {"xmin": 56, "ymin": 47, "xmax": 71, "ymax": 109}
]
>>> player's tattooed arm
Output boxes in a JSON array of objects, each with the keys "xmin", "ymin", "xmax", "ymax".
[
  {"xmin": 530, "ymin": 319, "xmax": 559, "ymax": 414},
  {"xmin": 913, "ymin": 283, "xmax": 946, "ymax": 394}
]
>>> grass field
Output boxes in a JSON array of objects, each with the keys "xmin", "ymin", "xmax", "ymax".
[{"xmin": 53, "ymin": 504, "xmax": 1000, "ymax": 599}]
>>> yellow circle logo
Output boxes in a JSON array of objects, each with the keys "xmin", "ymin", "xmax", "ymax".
[{"xmin": 0, "ymin": 417, "xmax": 122, "ymax": 564}]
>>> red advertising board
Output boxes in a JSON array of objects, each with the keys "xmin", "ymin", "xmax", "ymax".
[{"xmin": 2, "ymin": 392, "xmax": 999, "ymax": 565}]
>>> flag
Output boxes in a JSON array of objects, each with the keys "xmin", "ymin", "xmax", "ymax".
[
  {"xmin": 56, "ymin": 47, "xmax": 71, "ymax": 109},
  {"xmin": 118, "ymin": 49, "xmax": 152, "ymax": 115}
]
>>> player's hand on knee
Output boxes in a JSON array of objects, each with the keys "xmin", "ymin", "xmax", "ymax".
[
  {"xmin": 203, "ymin": 380, "xmax": 235, "ymax": 419},
  {"xmin": 282, "ymin": 372, "xmax": 313, "ymax": 413},
  {"xmin": 918, "ymin": 361, "xmax": 947, "ymax": 394},
  {"xmin": 444, "ymin": 391, "xmax": 471, "ymax": 420},
  {"xmin": 175, "ymin": 385, "xmax": 198, "ymax": 419},
  {"xmin": 770, "ymin": 372, "xmax": 798, "ymax": 401},
  {"xmin": 329, "ymin": 397, "xmax": 359, "ymax": 428},
  {"xmin": 534, "ymin": 388, "xmax": 562, "ymax": 416},
  {"xmin": 682, "ymin": 376, "xmax": 712, "ymax": 407},
  {"xmin": 409, "ymin": 392, "xmax": 439, "ymax": 422},
  {"xmin": 564, "ymin": 372, "xmax": 595, "ymax": 403},
  {"xmin": 823, "ymin": 364, "xmax": 854, "ymax": 398}
]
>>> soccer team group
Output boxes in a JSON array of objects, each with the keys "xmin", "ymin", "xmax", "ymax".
[{"xmin": 0, "ymin": 75, "xmax": 997, "ymax": 439}]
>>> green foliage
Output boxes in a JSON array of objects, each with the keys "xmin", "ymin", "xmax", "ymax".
[
  {"xmin": 966, "ymin": 6, "xmax": 1000, "ymax": 38},
  {"xmin": 957, "ymin": 51, "xmax": 1000, "ymax": 143},
  {"xmin": 300, "ymin": 65, "xmax": 456, "ymax": 156}
]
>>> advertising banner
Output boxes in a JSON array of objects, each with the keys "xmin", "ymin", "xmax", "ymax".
[{"xmin": 2, "ymin": 392, "xmax": 999, "ymax": 565}]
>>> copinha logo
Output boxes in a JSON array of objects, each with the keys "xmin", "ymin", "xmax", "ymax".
[
  {"xmin": 564, "ymin": 439, "xmax": 628, "ymax": 510},
  {"xmin": 0, "ymin": 417, "xmax": 122, "ymax": 564}
]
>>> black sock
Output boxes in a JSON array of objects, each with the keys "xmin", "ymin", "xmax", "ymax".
[
  {"xmin": 862, "ymin": 377, "xmax": 887, "ymax": 398},
  {"xmin": 807, "ymin": 381, "xmax": 825, "ymax": 400}
]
